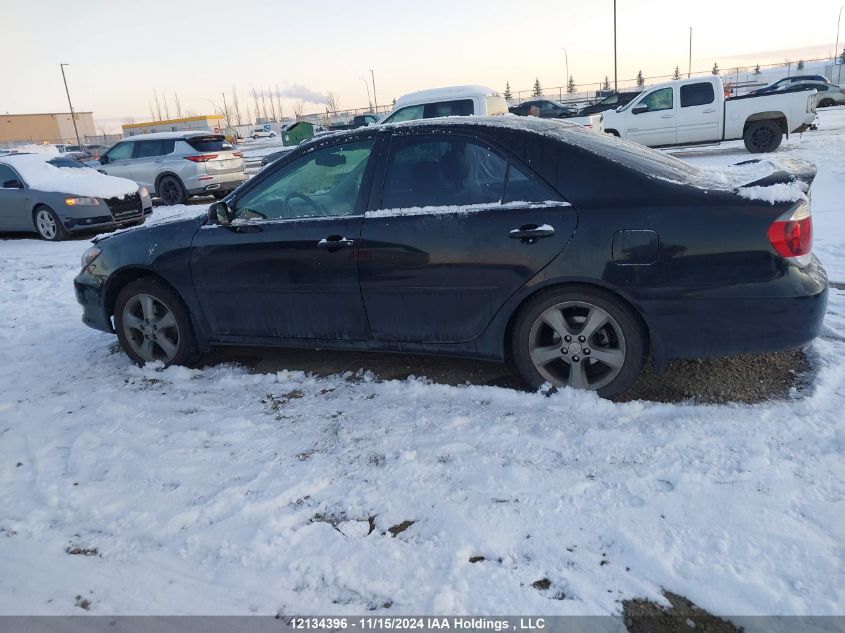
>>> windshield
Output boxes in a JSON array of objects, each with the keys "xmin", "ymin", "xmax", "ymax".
[{"xmin": 47, "ymin": 157, "xmax": 87, "ymax": 168}]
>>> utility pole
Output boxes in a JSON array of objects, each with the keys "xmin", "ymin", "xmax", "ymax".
[
  {"xmin": 613, "ymin": 0, "xmax": 618, "ymax": 92},
  {"xmin": 370, "ymin": 69, "xmax": 379, "ymax": 112},
  {"xmin": 59, "ymin": 64, "xmax": 82, "ymax": 148},
  {"xmin": 688, "ymin": 27, "xmax": 693, "ymax": 78}
]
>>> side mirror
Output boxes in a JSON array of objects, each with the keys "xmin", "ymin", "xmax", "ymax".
[
  {"xmin": 99, "ymin": 155, "xmax": 109, "ymax": 165},
  {"xmin": 632, "ymin": 104, "xmax": 649, "ymax": 115},
  {"xmin": 208, "ymin": 201, "xmax": 234, "ymax": 225}
]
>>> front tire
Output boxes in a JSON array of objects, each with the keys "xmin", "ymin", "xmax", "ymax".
[
  {"xmin": 743, "ymin": 120, "xmax": 783, "ymax": 153},
  {"xmin": 511, "ymin": 286, "xmax": 646, "ymax": 398},
  {"xmin": 33, "ymin": 205, "xmax": 68, "ymax": 241},
  {"xmin": 157, "ymin": 175, "xmax": 187, "ymax": 205},
  {"xmin": 114, "ymin": 278, "xmax": 197, "ymax": 367}
]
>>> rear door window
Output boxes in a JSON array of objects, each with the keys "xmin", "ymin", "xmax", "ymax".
[
  {"xmin": 680, "ymin": 82, "xmax": 715, "ymax": 107},
  {"xmin": 382, "ymin": 135, "xmax": 506, "ymax": 209},
  {"xmin": 423, "ymin": 99, "xmax": 474, "ymax": 118},
  {"xmin": 186, "ymin": 135, "xmax": 233, "ymax": 152},
  {"xmin": 503, "ymin": 163, "xmax": 559, "ymax": 204}
]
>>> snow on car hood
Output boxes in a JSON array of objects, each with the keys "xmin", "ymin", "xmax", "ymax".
[{"xmin": 0, "ymin": 153, "xmax": 138, "ymax": 198}]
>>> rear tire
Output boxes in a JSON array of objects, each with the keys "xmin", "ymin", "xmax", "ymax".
[
  {"xmin": 33, "ymin": 205, "xmax": 68, "ymax": 241},
  {"xmin": 743, "ymin": 120, "xmax": 783, "ymax": 153},
  {"xmin": 511, "ymin": 286, "xmax": 646, "ymax": 399},
  {"xmin": 157, "ymin": 175, "xmax": 187, "ymax": 205},
  {"xmin": 114, "ymin": 277, "xmax": 198, "ymax": 367},
  {"xmin": 817, "ymin": 98, "xmax": 834, "ymax": 108}
]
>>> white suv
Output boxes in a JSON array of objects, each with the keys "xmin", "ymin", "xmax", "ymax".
[
  {"xmin": 250, "ymin": 128, "xmax": 277, "ymax": 139},
  {"xmin": 98, "ymin": 132, "xmax": 246, "ymax": 205}
]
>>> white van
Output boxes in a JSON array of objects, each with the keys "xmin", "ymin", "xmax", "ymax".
[{"xmin": 379, "ymin": 85, "xmax": 509, "ymax": 124}]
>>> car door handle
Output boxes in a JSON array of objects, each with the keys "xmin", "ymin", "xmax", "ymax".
[
  {"xmin": 509, "ymin": 224, "xmax": 555, "ymax": 241},
  {"xmin": 702, "ymin": 108, "xmax": 716, "ymax": 113},
  {"xmin": 660, "ymin": 114, "xmax": 673, "ymax": 118},
  {"xmin": 317, "ymin": 236, "xmax": 356, "ymax": 249}
]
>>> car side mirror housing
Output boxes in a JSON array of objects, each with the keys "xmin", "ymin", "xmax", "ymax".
[
  {"xmin": 632, "ymin": 104, "xmax": 649, "ymax": 115},
  {"xmin": 99, "ymin": 155, "xmax": 109, "ymax": 165},
  {"xmin": 209, "ymin": 201, "xmax": 234, "ymax": 225}
]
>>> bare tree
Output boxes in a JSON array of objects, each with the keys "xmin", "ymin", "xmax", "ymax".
[
  {"xmin": 173, "ymin": 93, "xmax": 183, "ymax": 118},
  {"xmin": 148, "ymin": 101, "xmax": 156, "ymax": 121},
  {"xmin": 162, "ymin": 92, "xmax": 170, "ymax": 120},
  {"xmin": 293, "ymin": 100, "xmax": 304, "ymax": 119},
  {"xmin": 230, "ymin": 86, "xmax": 243, "ymax": 126},
  {"xmin": 275, "ymin": 85, "xmax": 284, "ymax": 121},
  {"xmin": 268, "ymin": 87, "xmax": 279, "ymax": 122},
  {"xmin": 326, "ymin": 92, "xmax": 341, "ymax": 114},
  {"xmin": 153, "ymin": 91, "xmax": 163, "ymax": 120},
  {"xmin": 252, "ymin": 88, "xmax": 261, "ymax": 122}
]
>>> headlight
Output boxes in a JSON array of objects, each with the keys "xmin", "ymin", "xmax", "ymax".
[
  {"xmin": 139, "ymin": 186, "xmax": 151, "ymax": 200},
  {"xmin": 81, "ymin": 246, "xmax": 102, "ymax": 269},
  {"xmin": 65, "ymin": 196, "xmax": 100, "ymax": 206}
]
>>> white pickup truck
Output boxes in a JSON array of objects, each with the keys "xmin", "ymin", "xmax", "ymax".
[{"xmin": 601, "ymin": 76, "xmax": 816, "ymax": 153}]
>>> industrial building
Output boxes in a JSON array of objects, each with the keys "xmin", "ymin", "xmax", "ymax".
[
  {"xmin": 122, "ymin": 114, "xmax": 226, "ymax": 137},
  {"xmin": 0, "ymin": 111, "xmax": 96, "ymax": 147}
]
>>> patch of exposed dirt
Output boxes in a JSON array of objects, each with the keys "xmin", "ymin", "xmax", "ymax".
[{"xmin": 623, "ymin": 592, "xmax": 741, "ymax": 633}]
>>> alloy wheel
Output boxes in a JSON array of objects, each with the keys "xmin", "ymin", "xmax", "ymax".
[
  {"xmin": 35, "ymin": 209, "xmax": 57, "ymax": 240},
  {"xmin": 527, "ymin": 300, "xmax": 626, "ymax": 390},
  {"xmin": 121, "ymin": 293, "xmax": 181, "ymax": 363},
  {"xmin": 159, "ymin": 178, "xmax": 182, "ymax": 205}
]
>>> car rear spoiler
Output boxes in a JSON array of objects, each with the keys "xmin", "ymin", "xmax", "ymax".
[{"xmin": 733, "ymin": 157, "xmax": 817, "ymax": 190}]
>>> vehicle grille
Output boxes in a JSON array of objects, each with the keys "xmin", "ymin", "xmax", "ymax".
[{"xmin": 105, "ymin": 193, "xmax": 142, "ymax": 220}]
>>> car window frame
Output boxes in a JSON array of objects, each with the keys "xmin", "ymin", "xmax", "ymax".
[
  {"xmin": 0, "ymin": 163, "xmax": 26, "ymax": 188},
  {"xmin": 230, "ymin": 135, "xmax": 380, "ymax": 224},
  {"xmin": 369, "ymin": 130, "xmax": 565, "ymax": 213}
]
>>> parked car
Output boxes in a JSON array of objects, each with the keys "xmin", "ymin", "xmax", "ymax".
[
  {"xmin": 250, "ymin": 128, "xmax": 276, "ymax": 139},
  {"xmin": 602, "ymin": 75, "xmax": 817, "ymax": 152},
  {"xmin": 752, "ymin": 75, "xmax": 831, "ymax": 95},
  {"xmin": 764, "ymin": 80, "xmax": 845, "ymax": 108},
  {"xmin": 577, "ymin": 90, "xmax": 642, "ymax": 116},
  {"xmin": 260, "ymin": 147, "xmax": 295, "ymax": 168},
  {"xmin": 381, "ymin": 85, "xmax": 604, "ymax": 131},
  {"xmin": 74, "ymin": 117, "xmax": 826, "ymax": 398},
  {"xmin": 0, "ymin": 153, "xmax": 152, "ymax": 241},
  {"xmin": 509, "ymin": 99, "xmax": 579, "ymax": 118},
  {"xmin": 379, "ymin": 85, "xmax": 509, "ymax": 123},
  {"xmin": 328, "ymin": 114, "xmax": 381, "ymax": 130},
  {"xmin": 97, "ymin": 132, "xmax": 246, "ymax": 204}
]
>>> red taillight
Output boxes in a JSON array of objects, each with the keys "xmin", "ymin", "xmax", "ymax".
[
  {"xmin": 840, "ymin": 89, "xmax": 845, "ymax": 95},
  {"xmin": 767, "ymin": 201, "xmax": 812, "ymax": 265},
  {"xmin": 233, "ymin": 151, "xmax": 243, "ymax": 158},
  {"xmin": 184, "ymin": 154, "xmax": 218, "ymax": 162}
]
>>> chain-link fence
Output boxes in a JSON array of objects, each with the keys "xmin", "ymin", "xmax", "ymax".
[
  {"xmin": 0, "ymin": 133, "xmax": 123, "ymax": 151},
  {"xmin": 509, "ymin": 55, "xmax": 844, "ymax": 105}
]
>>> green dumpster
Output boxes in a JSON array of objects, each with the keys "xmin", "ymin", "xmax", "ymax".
[{"xmin": 282, "ymin": 121, "xmax": 316, "ymax": 147}]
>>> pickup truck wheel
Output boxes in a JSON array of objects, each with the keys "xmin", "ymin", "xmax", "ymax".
[{"xmin": 743, "ymin": 120, "xmax": 782, "ymax": 153}]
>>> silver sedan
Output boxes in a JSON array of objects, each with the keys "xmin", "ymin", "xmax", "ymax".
[{"xmin": 0, "ymin": 154, "xmax": 152, "ymax": 241}]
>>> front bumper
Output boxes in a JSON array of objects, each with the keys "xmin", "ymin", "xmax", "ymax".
[
  {"xmin": 64, "ymin": 205, "xmax": 152, "ymax": 233},
  {"xmin": 74, "ymin": 269, "xmax": 113, "ymax": 333}
]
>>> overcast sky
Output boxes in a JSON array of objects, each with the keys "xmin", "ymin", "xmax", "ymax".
[{"xmin": 2, "ymin": 0, "xmax": 842, "ymax": 130}]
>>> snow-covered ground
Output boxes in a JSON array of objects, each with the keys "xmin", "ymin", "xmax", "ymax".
[{"xmin": 1, "ymin": 110, "xmax": 844, "ymax": 617}]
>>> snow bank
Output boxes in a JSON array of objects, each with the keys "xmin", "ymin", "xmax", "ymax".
[{"xmin": 0, "ymin": 153, "xmax": 138, "ymax": 198}]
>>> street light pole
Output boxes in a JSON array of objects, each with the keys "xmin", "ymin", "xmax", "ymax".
[
  {"xmin": 359, "ymin": 77, "xmax": 372, "ymax": 110},
  {"xmin": 561, "ymin": 47, "xmax": 569, "ymax": 93},
  {"xmin": 688, "ymin": 27, "xmax": 693, "ymax": 78},
  {"xmin": 613, "ymin": 0, "xmax": 618, "ymax": 92},
  {"xmin": 59, "ymin": 64, "xmax": 82, "ymax": 148},
  {"xmin": 370, "ymin": 69, "xmax": 379, "ymax": 112}
]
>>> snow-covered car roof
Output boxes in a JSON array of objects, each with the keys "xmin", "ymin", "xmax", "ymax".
[{"xmin": 0, "ymin": 153, "xmax": 138, "ymax": 198}]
